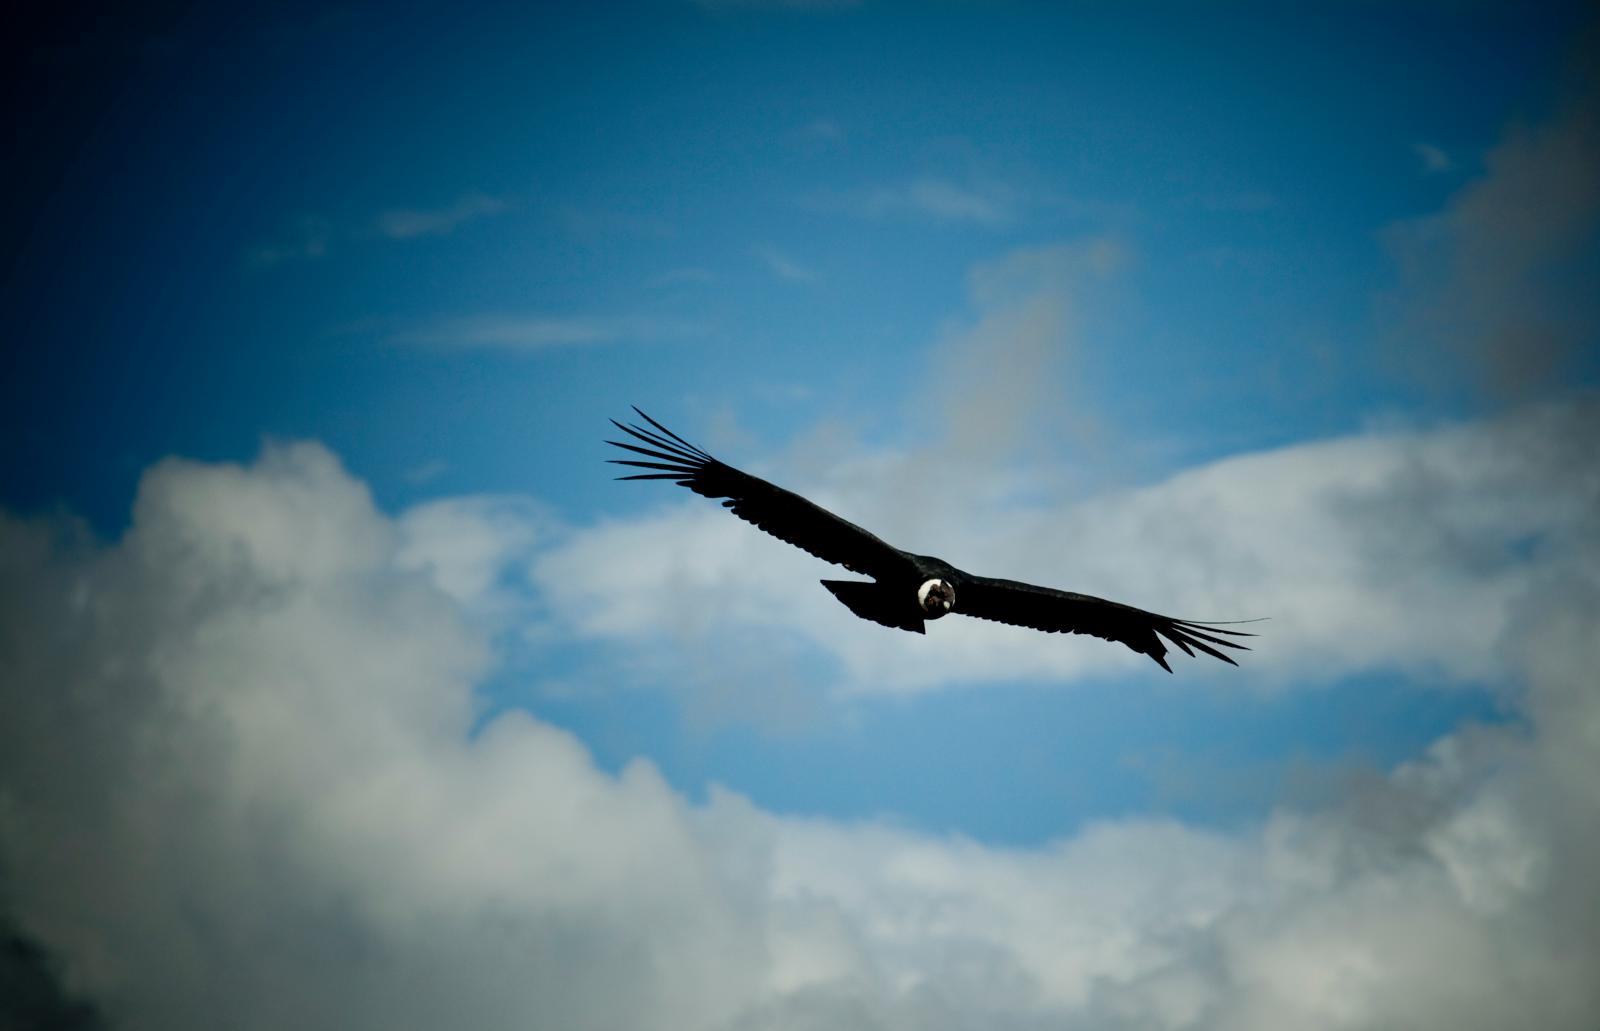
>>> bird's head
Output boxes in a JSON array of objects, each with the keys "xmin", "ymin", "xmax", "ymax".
[{"xmin": 917, "ymin": 578, "xmax": 955, "ymax": 618}]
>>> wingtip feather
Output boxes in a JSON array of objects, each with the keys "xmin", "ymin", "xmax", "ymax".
[
  {"xmin": 629, "ymin": 407, "xmax": 714, "ymax": 461},
  {"xmin": 614, "ymin": 422, "xmax": 704, "ymax": 464}
]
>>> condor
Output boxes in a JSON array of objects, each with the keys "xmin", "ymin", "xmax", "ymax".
[{"xmin": 608, "ymin": 409, "xmax": 1254, "ymax": 672}]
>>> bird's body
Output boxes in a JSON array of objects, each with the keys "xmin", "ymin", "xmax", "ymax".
[
  {"xmin": 819, "ymin": 558, "xmax": 956, "ymax": 635},
  {"xmin": 608, "ymin": 408, "xmax": 1254, "ymax": 671}
]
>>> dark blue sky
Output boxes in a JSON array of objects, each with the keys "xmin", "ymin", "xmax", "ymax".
[{"xmin": 7, "ymin": 2, "xmax": 1589, "ymax": 529}]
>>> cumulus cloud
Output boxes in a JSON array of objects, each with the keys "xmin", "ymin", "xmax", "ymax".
[
  {"xmin": 397, "ymin": 494, "xmax": 552, "ymax": 623},
  {"xmin": 0, "ymin": 446, "xmax": 759, "ymax": 1030},
  {"xmin": 1, "ymin": 420, "xmax": 1597, "ymax": 1029}
]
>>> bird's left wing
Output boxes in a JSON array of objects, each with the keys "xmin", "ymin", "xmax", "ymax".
[
  {"xmin": 952, "ymin": 573, "xmax": 1254, "ymax": 672},
  {"xmin": 608, "ymin": 409, "xmax": 904, "ymax": 579}
]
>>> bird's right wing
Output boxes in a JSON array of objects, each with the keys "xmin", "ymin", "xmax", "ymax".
[
  {"xmin": 608, "ymin": 409, "xmax": 904, "ymax": 579},
  {"xmin": 953, "ymin": 573, "xmax": 1254, "ymax": 672}
]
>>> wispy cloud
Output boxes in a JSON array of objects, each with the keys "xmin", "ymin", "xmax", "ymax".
[
  {"xmin": 1197, "ymin": 190, "xmax": 1280, "ymax": 213},
  {"xmin": 392, "ymin": 314, "xmax": 701, "ymax": 352},
  {"xmin": 752, "ymin": 244, "xmax": 816, "ymax": 282},
  {"xmin": 1412, "ymin": 141, "xmax": 1455, "ymax": 174},
  {"xmin": 812, "ymin": 176, "xmax": 1017, "ymax": 226},
  {"xmin": 556, "ymin": 203, "xmax": 673, "ymax": 244},
  {"xmin": 787, "ymin": 118, "xmax": 846, "ymax": 151},
  {"xmin": 246, "ymin": 193, "xmax": 510, "ymax": 265},
  {"xmin": 245, "ymin": 215, "xmax": 332, "ymax": 266},
  {"xmin": 1384, "ymin": 86, "xmax": 1599, "ymax": 398},
  {"xmin": 647, "ymin": 266, "xmax": 717, "ymax": 288},
  {"xmin": 402, "ymin": 459, "xmax": 449, "ymax": 485},
  {"xmin": 691, "ymin": 0, "xmax": 861, "ymax": 10},
  {"xmin": 375, "ymin": 192, "xmax": 509, "ymax": 239}
]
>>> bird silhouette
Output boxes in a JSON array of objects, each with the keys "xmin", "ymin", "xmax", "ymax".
[{"xmin": 609, "ymin": 408, "xmax": 1254, "ymax": 671}]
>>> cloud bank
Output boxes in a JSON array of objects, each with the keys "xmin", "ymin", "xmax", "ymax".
[{"xmin": 3, "ymin": 397, "xmax": 1598, "ymax": 1029}]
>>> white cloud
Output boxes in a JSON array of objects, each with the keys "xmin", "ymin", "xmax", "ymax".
[
  {"xmin": 398, "ymin": 494, "xmax": 552, "ymax": 620},
  {"xmin": 2, "ymin": 425, "xmax": 1597, "ymax": 1029},
  {"xmin": 376, "ymin": 192, "xmax": 509, "ymax": 239},
  {"xmin": 0, "ymin": 445, "xmax": 760, "ymax": 1030}
]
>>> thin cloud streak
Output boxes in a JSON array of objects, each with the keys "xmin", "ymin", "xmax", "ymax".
[
  {"xmin": 245, "ymin": 215, "xmax": 332, "ymax": 266},
  {"xmin": 752, "ymin": 244, "xmax": 816, "ymax": 282},
  {"xmin": 692, "ymin": 0, "xmax": 862, "ymax": 10},
  {"xmin": 392, "ymin": 314, "xmax": 703, "ymax": 351},
  {"xmin": 1412, "ymin": 141, "xmax": 1454, "ymax": 174},
  {"xmin": 376, "ymin": 192, "xmax": 509, "ymax": 239},
  {"xmin": 648, "ymin": 266, "xmax": 718, "ymax": 288},
  {"xmin": 811, "ymin": 176, "xmax": 1017, "ymax": 226},
  {"xmin": 789, "ymin": 118, "xmax": 846, "ymax": 151}
]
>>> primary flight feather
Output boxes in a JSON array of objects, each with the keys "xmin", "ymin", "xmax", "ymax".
[{"xmin": 608, "ymin": 408, "xmax": 1254, "ymax": 672}]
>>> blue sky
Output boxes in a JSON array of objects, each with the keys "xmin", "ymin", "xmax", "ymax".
[
  {"xmin": 3, "ymin": 4, "xmax": 1599, "ymax": 1028},
  {"xmin": 8, "ymin": 2, "xmax": 1589, "ymax": 524}
]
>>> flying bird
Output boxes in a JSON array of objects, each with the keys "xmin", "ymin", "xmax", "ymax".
[{"xmin": 608, "ymin": 409, "xmax": 1254, "ymax": 672}]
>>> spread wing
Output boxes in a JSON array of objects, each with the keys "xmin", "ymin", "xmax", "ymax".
[
  {"xmin": 607, "ymin": 408, "xmax": 904, "ymax": 579},
  {"xmin": 953, "ymin": 574, "xmax": 1254, "ymax": 672}
]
